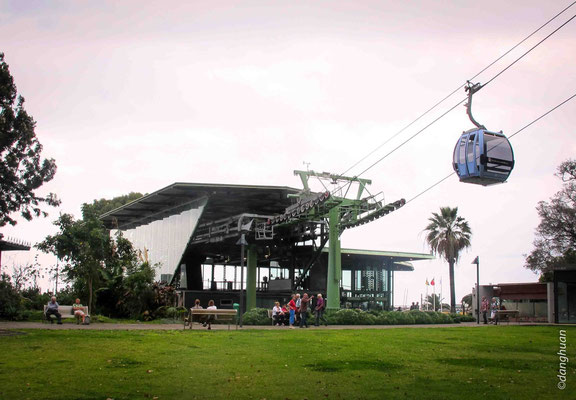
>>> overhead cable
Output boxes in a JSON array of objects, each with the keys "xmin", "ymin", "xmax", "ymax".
[
  {"xmin": 405, "ymin": 91, "xmax": 576, "ymax": 205},
  {"xmin": 339, "ymin": 3, "xmax": 576, "ymax": 179}
]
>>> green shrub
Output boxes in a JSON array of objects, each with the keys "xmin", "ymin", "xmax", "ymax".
[
  {"xmin": 54, "ymin": 287, "xmax": 81, "ymax": 306},
  {"xmin": 0, "ymin": 274, "xmax": 22, "ymax": 320},
  {"xmin": 332, "ymin": 309, "xmax": 360, "ymax": 324},
  {"xmin": 423, "ymin": 311, "xmax": 442, "ymax": 324},
  {"xmin": 165, "ymin": 307, "xmax": 179, "ymax": 318},
  {"xmin": 451, "ymin": 314, "xmax": 475, "ymax": 323},
  {"xmin": 90, "ymin": 314, "xmax": 114, "ymax": 323},
  {"xmin": 20, "ymin": 288, "xmax": 51, "ymax": 310},
  {"xmin": 409, "ymin": 310, "xmax": 433, "ymax": 324},
  {"xmin": 324, "ymin": 309, "xmax": 338, "ymax": 325},
  {"xmin": 15, "ymin": 309, "xmax": 45, "ymax": 321},
  {"xmin": 329, "ymin": 309, "xmax": 378, "ymax": 325},
  {"xmin": 242, "ymin": 308, "xmax": 270, "ymax": 325},
  {"xmin": 358, "ymin": 312, "xmax": 376, "ymax": 325},
  {"xmin": 438, "ymin": 313, "xmax": 454, "ymax": 324},
  {"xmin": 394, "ymin": 312, "xmax": 415, "ymax": 325},
  {"xmin": 154, "ymin": 305, "xmax": 169, "ymax": 318},
  {"xmin": 375, "ymin": 312, "xmax": 393, "ymax": 325}
]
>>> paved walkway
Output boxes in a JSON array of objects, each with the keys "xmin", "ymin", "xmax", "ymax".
[{"xmin": 0, "ymin": 321, "xmax": 545, "ymax": 331}]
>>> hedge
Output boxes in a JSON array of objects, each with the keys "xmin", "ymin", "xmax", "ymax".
[{"xmin": 241, "ymin": 307, "xmax": 473, "ymax": 325}]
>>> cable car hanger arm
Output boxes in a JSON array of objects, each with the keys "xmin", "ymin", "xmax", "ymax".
[{"xmin": 465, "ymin": 81, "xmax": 485, "ymax": 129}]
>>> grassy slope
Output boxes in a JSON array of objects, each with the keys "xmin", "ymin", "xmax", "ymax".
[{"xmin": 0, "ymin": 326, "xmax": 574, "ymax": 400}]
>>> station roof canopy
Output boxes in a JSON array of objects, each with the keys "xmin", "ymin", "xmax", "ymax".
[
  {"xmin": 324, "ymin": 248, "xmax": 435, "ymax": 271},
  {"xmin": 493, "ymin": 282, "xmax": 548, "ymax": 300},
  {"xmin": 0, "ymin": 238, "xmax": 31, "ymax": 252},
  {"xmin": 100, "ymin": 182, "xmax": 300, "ymax": 230}
]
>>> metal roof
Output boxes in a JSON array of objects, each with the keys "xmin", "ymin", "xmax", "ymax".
[
  {"xmin": 0, "ymin": 238, "xmax": 31, "ymax": 252},
  {"xmin": 320, "ymin": 248, "xmax": 434, "ymax": 271},
  {"xmin": 324, "ymin": 247, "xmax": 435, "ymax": 262},
  {"xmin": 493, "ymin": 282, "xmax": 548, "ymax": 300},
  {"xmin": 100, "ymin": 182, "xmax": 300, "ymax": 230}
]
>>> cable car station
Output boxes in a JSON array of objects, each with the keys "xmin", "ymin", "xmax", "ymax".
[{"xmin": 100, "ymin": 171, "xmax": 434, "ymax": 311}]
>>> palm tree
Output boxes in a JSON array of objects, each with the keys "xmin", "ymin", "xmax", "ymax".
[
  {"xmin": 424, "ymin": 207, "xmax": 472, "ymax": 313},
  {"xmin": 425, "ymin": 294, "xmax": 448, "ymax": 312}
]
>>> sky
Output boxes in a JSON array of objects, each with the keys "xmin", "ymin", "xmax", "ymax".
[{"xmin": 1, "ymin": 0, "xmax": 575, "ymax": 306}]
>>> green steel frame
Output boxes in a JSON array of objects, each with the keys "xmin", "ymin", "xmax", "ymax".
[{"xmin": 278, "ymin": 170, "xmax": 406, "ymax": 309}]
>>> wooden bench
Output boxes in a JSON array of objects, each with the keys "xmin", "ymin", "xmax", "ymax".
[
  {"xmin": 185, "ymin": 309, "xmax": 238, "ymax": 330},
  {"xmin": 43, "ymin": 305, "xmax": 90, "ymax": 324},
  {"xmin": 495, "ymin": 310, "xmax": 520, "ymax": 324}
]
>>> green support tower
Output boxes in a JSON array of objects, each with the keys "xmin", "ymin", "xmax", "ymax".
[{"xmin": 267, "ymin": 170, "xmax": 406, "ymax": 310}]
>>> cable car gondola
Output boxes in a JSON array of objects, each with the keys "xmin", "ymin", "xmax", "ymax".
[{"xmin": 453, "ymin": 82, "xmax": 515, "ymax": 186}]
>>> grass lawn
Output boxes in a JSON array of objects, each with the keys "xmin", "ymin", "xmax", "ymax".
[{"xmin": 0, "ymin": 325, "xmax": 574, "ymax": 400}]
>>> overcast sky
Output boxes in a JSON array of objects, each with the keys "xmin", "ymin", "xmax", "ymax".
[{"xmin": 1, "ymin": 0, "xmax": 575, "ymax": 305}]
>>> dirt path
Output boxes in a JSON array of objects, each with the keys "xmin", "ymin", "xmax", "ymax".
[{"xmin": 0, "ymin": 321, "xmax": 533, "ymax": 331}]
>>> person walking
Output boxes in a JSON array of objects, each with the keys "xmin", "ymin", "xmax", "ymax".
[
  {"xmin": 314, "ymin": 293, "xmax": 327, "ymax": 326},
  {"xmin": 481, "ymin": 296, "xmax": 489, "ymax": 324},
  {"xmin": 299, "ymin": 293, "xmax": 313, "ymax": 328},
  {"xmin": 490, "ymin": 297, "xmax": 499, "ymax": 325},
  {"xmin": 288, "ymin": 294, "xmax": 297, "ymax": 329}
]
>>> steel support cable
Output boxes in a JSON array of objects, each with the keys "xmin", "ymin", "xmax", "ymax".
[
  {"xmin": 405, "ymin": 91, "xmax": 576, "ymax": 205},
  {"xmin": 339, "ymin": 1, "xmax": 576, "ymax": 178},
  {"xmin": 482, "ymin": 13, "xmax": 576, "ymax": 88},
  {"xmin": 331, "ymin": 11, "xmax": 576, "ymax": 197}
]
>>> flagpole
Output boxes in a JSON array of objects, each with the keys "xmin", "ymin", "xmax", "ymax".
[
  {"xmin": 440, "ymin": 277, "xmax": 443, "ymax": 312},
  {"xmin": 433, "ymin": 278, "xmax": 436, "ymax": 312},
  {"xmin": 425, "ymin": 279, "xmax": 429, "ymax": 311}
]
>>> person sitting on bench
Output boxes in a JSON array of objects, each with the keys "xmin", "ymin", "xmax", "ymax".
[
  {"xmin": 203, "ymin": 300, "xmax": 217, "ymax": 330},
  {"xmin": 191, "ymin": 298, "xmax": 204, "ymax": 324},
  {"xmin": 46, "ymin": 296, "xmax": 63, "ymax": 325},
  {"xmin": 272, "ymin": 302, "xmax": 283, "ymax": 326},
  {"xmin": 281, "ymin": 304, "xmax": 289, "ymax": 326},
  {"xmin": 72, "ymin": 298, "xmax": 87, "ymax": 324}
]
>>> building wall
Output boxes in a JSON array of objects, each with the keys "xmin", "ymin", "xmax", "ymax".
[
  {"xmin": 554, "ymin": 270, "xmax": 576, "ymax": 324},
  {"xmin": 112, "ymin": 199, "xmax": 206, "ymax": 280}
]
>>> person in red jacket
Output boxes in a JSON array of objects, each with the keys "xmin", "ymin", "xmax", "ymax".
[{"xmin": 288, "ymin": 294, "xmax": 297, "ymax": 329}]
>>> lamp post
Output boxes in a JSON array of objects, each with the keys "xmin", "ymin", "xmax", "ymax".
[
  {"xmin": 472, "ymin": 256, "xmax": 480, "ymax": 325},
  {"xmin": 236, "ymin": 233, "xmax": 248, "ymax": 327}
]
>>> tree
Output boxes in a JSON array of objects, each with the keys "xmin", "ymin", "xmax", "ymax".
[
  {"xmin": 0, "ymin": 273, "xmax": 22, "ymax": 319},
  {"xmin": 424, "ymin": 207, "xmax": 472, "ymax": 313},
  {"xmin": 11, "ymin": 261, "xmax": 43, "ymax": 292},
  {"xmin": 425, "ymin": 293, "xmax": 448, "ymax": 312},
  {"xmin": 96, "ymin": 233, "xmax": 156, "ymax": 318},
  {"xmin": 461, "ymin": 293, "xmax": 473, "ymax": 315},
  {"xmin": 0, "ymin": 53, "xmax": 59, "ymax": 227},
  {"xmin": 37, "ymin": 214, "xmax": 110, "ymax": 312},
  {"xmin": 81, "ymin": 192, "xmax": 143, "ymax": 221},
  {"xmin": 525, "ymin": 159, "xmax": 576, "ymax": 279},
  {"xmin": 37, "ymin": 193, "xmax": 154, "ymax": 317}
]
